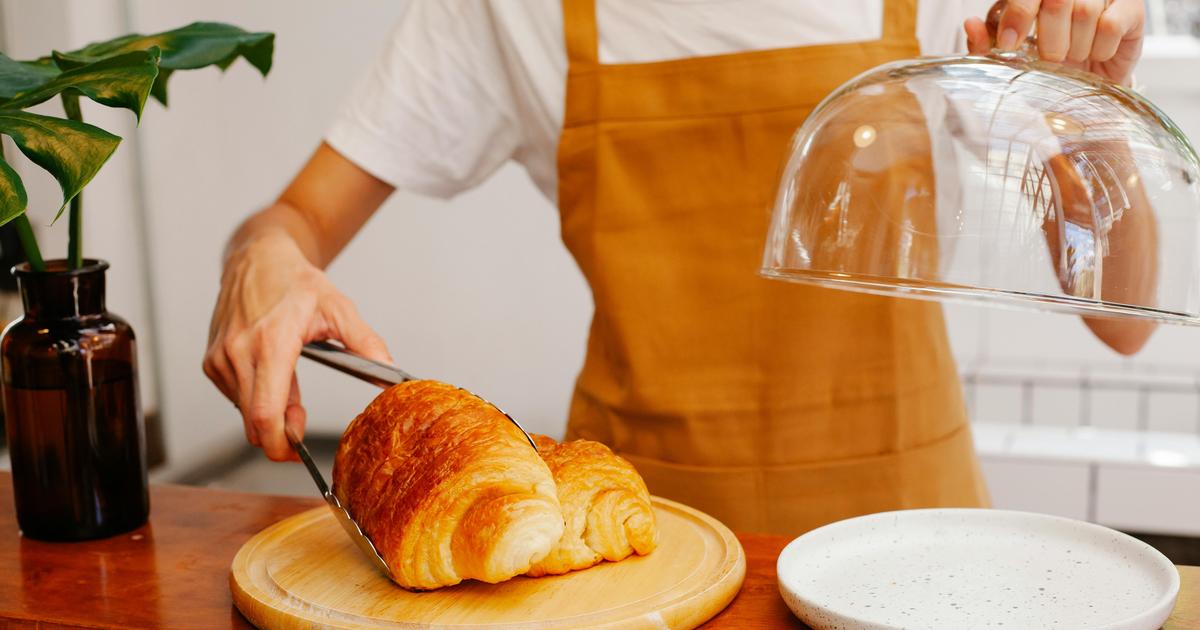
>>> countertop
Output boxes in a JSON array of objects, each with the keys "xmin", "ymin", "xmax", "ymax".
[{"xmin": 0, "ymin": 471, "xmax": 1195, "ymax": 629}]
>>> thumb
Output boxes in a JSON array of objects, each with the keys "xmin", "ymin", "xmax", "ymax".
[{"xmin": 323, "ymin": 296, "xmax": 393, "ymax": 364}]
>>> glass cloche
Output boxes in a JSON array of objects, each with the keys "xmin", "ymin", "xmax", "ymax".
[{"xmin": 762, "ymin": 3, "xmax": 1200, "ymax": 324}]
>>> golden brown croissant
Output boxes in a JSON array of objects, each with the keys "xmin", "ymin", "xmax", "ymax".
[
  {"xmin": 526, "ymin": 435, "xmax": 659, "ymax": 577},
  {"xmin": 332, "ymin": 380, "xmax": 563, "ymax": 590}
]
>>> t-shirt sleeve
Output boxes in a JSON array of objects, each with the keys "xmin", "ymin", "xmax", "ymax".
[{"xmin": 325, "ymin": 1, "xmax": 522, "ymax": 199}]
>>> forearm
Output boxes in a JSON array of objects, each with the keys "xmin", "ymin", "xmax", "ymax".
[
  {"xmin": 1081, "ymin": 170, "xmax": 1158, "ymax": 355},
  {"xmin": 1042, "ymin": 143, "xmax": 1159, "ymax": 354},
  {"xmin": 224, "ymin": 201, "xmax": 327, "ymax": 269},
  {"xmin": 223, "ymin": 142, "xmax": 394, "ymax": 271}
]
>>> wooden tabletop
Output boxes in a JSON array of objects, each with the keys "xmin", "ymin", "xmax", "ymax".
[{"xmin": 0, "ymin": 471, "xmax": 1195, "ymax": 629}]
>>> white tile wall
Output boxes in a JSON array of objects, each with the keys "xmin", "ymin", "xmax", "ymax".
[
  {"xmin": 1143, "ymin": 432, "xmax": 1200, "ymax": 467},
  {"xmin": 1031, "ymin": 385, "xmax": 1081, "ymax": 428},
  {"xmin": 979, "ymin": 457, "xmax": 1091, "ymax": 521},
  {"xmin": 1005, "ymin": 426, "xmax": 1141, "ymax": 463},
  {"xmin": 973, "ymin": 382, "xmax": 1025, "ymax": 424},
  {"xmin": 974, "ymin": 422, "xmax": 1200, "ymax": 536},
  {"xmin": 1147, "ymin": 390, "xmax": 1200, "ymax": 434},
  {"xmin": 1095, "ymin": 465, "xmax": 1200, "ymax": 536},
  {"xmin": 1089, "ymin": 388, "xmax": 1143, "ymax": 432}
]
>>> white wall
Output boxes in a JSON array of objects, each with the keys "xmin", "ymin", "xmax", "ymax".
[{"xmin": 125, "ymin": 1, "xmax": 591, "ymax": 476}]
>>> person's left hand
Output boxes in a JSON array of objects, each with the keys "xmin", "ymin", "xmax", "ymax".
[{"xmin": 963, "ymin": 0, "xmax": 1145, "ymax": 87}]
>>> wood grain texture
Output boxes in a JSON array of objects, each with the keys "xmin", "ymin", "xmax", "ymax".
[
  {"xmin": 0, "ymin": 471, "xmax": 319, "ymax": 630},
  {"xmin": 1, "ymin": 472, "xmax": 1197, "ymax": 629},
  {"xmin": 231, "ymin": 497, "xmax": 744, "ymax": 629}
]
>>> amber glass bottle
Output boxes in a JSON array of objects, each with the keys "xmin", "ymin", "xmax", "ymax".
[{"xmin": 1, "ymin": 260, "xmax": 148, "ymax": 540}]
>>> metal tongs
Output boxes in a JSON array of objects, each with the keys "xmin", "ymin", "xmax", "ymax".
[
  {"xmin": 285, "ymin": 340, "xmax": 538, "ymax": 576},
  {"xmin": 299, "ymin": 340, "xmax": 537, "ymax": 449},
  {"xmin": 285, "ymin": 425, "xmax": 391, "ymax": 575}
]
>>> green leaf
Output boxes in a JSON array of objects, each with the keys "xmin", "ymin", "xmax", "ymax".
[
  {"xmin": 0, "ymin": 20, "xmax": 273, "ymax": 263},
  {"xmin": 0, "ymin": 111, "xmax": 120, "ymax": 221},
  {"xmin": 4, "ymin": 49, "xmax": 160, "ymax": 120},
  {"xmin": 0, "ymin": 154, "xmax": 29, "ymax": 225},
  {"xmin": 0, "ymin": 54, "xmax": 60, "ymax": 100},
  {"xmin": 53, "ymin": 22, "xmax": 273, "ymax": 106}
]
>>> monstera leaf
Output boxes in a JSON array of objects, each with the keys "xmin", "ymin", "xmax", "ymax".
[
  {"xmin": 0, "ymin": 55, "xmax": 58, "ymax": 99},
  {"xmin": 0, "ymin": 156, "xmax": 27, "ymax": 222},
  {"xmin": 0, "ymin": 113, "xmax": 121, "ymax": 225},
  {"xmin": 0, "ymin": 49, "xmax": 158, "ymax": 224},
  {"xmin": 0, "ymin": 21, "xmax": 274, "ymax": 269},
  {"xmin": 4, "ymin": 49, "xmax": 159, "ymax": 118},
  {"xmin": 51, "ymin": 22, "xmax": 273, "ymax": 106}
]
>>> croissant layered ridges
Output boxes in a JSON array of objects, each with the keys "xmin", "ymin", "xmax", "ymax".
[
  {"xmin": 525, "ymin": 435, "xmax": 659, "ymax": 577},
  {"xmin": 333, "ymin": 380, "xmax": 563, "ymax": 590},
  {"xmin": 333, "ymin": 380, "xmax": 659, "ymax": 591}
]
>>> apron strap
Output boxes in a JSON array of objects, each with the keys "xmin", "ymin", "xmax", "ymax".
[
  {"xmin": 881, "ymin": 0, "xmax": 919, "ymax": 43},
  {"xmin": 562, "ymin": 0, "xmax": 600, "ymax": 66}
]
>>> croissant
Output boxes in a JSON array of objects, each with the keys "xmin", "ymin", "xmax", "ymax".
[
  {"xmin": 526, "ymin": 435, "xmax": 659, "ymax": 577},
  {"xmin": 332, "ymin": 380, "xmax": 563, "ymax": 590}
]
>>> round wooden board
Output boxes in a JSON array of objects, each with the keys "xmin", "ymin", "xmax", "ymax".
[{"xmin": 230, "ymin": 497, "xmax": 745, "ymax": 629}]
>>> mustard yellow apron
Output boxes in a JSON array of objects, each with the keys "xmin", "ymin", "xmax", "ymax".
[{"xmin": 556, "ymin": 0, "xmax": 989, "ymax": 535}]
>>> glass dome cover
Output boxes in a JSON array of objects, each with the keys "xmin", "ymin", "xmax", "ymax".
[{"xmin": 762, "ymin": 3, "xmax": 1200, "ymax": 324}]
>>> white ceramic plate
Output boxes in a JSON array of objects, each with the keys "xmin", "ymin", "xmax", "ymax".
[{"xmin": 777, "ymin": 509, "xmax": 1179, "ymax": 630}]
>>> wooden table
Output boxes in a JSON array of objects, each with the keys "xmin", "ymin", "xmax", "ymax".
[{"xmin": 0, "ymin": 472, "xmax": 1195, "ymax": 629}]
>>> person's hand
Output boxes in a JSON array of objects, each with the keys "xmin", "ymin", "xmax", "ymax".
[
  {"xmin": 204, "ymin": 234, "xmax": 392, "ymax": 461},
  {"xmin": 964, "ymin": 0, "xmax": 1145, "ymax": 87}
]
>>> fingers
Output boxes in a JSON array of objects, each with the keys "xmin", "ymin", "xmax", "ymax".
[
  {"xmin": 998, "ymin": 0, "xmax": 1040, "ymax": 51},
  {"xmin": 1067, "ymin": 0, "xmax": 1104, "ymax": 62},
  {"xmin": 963, "ymin": 17, "xmax": 991, "ymax": 55},
  {"xmin": 248, "ymin": 327, "xmax": 303, "ymax": 462},
  {"xmin": 202, "ymin": 339, "xmax": 259, "ymax": 447},
  {"xmin": 283, "ymin": 373, "xmax": 306, "ymax": 463},
  {"xmin": 202, "ymin": 338, "xmax": 237, "ymax": 405},
  {"xmin": 1036, "ymin": 0, "xmax": 1073, "ymax": 61},
  {"xmin": 205, "ymin": 242, "xmax": 384, "ymax": 462},
  {"xmin": 1092, "ymin": 0, "xmax": 1143, "ymax": 62},
  {"xmin": 227, "ymin": 333, "xmax": 261, "ymax": 449},
  {"xmin": 327, "ymin": 296, "xmax": 393, "ymax": 364},
  {"xmin": 986, "ymin": 0, "xmax": 1144, "ymax": 85}
]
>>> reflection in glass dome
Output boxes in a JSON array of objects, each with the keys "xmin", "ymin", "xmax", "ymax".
[{"xmin": 762, "ymin": 48, "xmax": 1200, "ymax": 324}]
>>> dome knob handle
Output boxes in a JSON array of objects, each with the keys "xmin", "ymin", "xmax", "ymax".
[{"xmin": 984, "ymin": 0, "xmax": 1040, "ymax": 59}]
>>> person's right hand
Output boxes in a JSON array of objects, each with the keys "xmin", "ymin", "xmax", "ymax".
[{"xmin": 203, "ymin": 234, "xmax": 392, "ymax": 461}]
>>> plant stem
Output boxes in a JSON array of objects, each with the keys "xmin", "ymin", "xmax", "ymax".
[
  {"xmin": 67, "ymin": 193, "xmax": 82, "ymax": 268},
  {"xmin": 13, "ymin": 215, "xmax": 44, "ymax": 272},
  {"xmin": 62, "ymin": 92, "xmax": 84, "ymax": 269}
]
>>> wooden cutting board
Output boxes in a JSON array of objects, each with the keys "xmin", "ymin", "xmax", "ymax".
[{"xmin": 230, "ymin": 496, "xmax": 745, "ymax": 629}]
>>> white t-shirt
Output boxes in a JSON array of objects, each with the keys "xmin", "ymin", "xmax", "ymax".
[{"xmin": 326, "ymin": 1, "xmax": 992, "ymax": 202}]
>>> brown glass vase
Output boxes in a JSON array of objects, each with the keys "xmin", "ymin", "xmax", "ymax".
[{"xmin": 1, "ymin": 259, "xmax": 148, "ymax": 540}]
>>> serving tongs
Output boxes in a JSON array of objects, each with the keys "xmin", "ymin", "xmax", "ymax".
[
  {"xmin": 286, "ymin": 340, "xmax": 538, "ymax": 577},
  {"xmin": 299, "ymin": 340, "xmax": 537, "ymax": 450},
  {"xmin": 285, "ymin": 425, "xmax": 392, "ymax": 576}
]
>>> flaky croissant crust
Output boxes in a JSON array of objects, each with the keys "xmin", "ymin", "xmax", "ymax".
[
  {"xmin": 332, "ymin": 380, "xmax": 563, "ymax": 590},
  {"xmin": 526, "ymin": 435, "xmax": 659, "ymax": 577},
  {"xmin": 332, "ymin": 380, "xmax": 660, "ymax": 590}
]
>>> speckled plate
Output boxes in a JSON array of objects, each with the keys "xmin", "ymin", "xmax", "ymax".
[{"xmin": 777, "ymin": 509, "xmax": 1179, "ymax": 630}]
